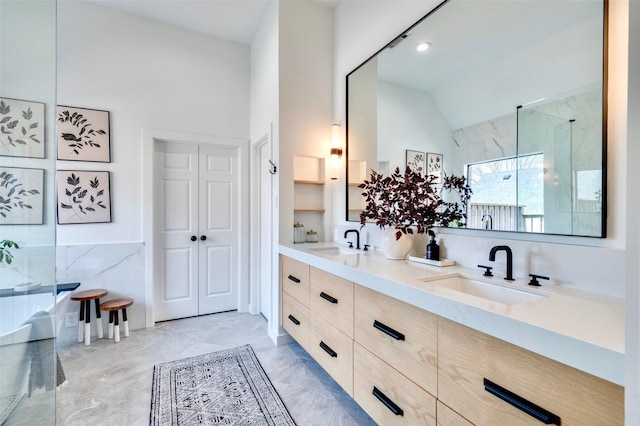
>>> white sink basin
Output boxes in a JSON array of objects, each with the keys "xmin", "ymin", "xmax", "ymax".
[
  {"xmin": 422, "ymin": 276, "xmax": 548, "ymax": 306},
  {"xmin": 310, "ymin": 246, "xmax": 359, "ymax": 256}
]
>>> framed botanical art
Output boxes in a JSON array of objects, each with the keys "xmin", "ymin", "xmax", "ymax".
[
  {"xmin": 57, "ymin": 170, "xmax": 111, "ymax": 224},
  {"xmin": 57, "ymin": 106, "xmax": 110, "ymax": 162},
  {"xmin": 427, "ymin": 152, "xmax": 443, "ymax": 183},
  {"xmin": 0, "ymin": 167, "xmax": 44, "ymax": 224},
  {"xmin": 406, "ymin": 150, "xmax": 425, "ymax": 175},
  {"xmin": 0, "ymin": 97, "xmax": 45, "ymax": 158}
]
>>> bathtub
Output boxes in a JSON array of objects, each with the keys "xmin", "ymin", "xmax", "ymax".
[{"xmin": 0, "ymin": 289, "xmax": 72, "ymax": 402}]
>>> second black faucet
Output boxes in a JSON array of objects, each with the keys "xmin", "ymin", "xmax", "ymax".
[
  {"xmin": 344, "ymin": 229, "xmax": 360, "ymax": 250},
  {"xmin": 489, "ymin": 245, "xmax": 514, "ymax": 281}
]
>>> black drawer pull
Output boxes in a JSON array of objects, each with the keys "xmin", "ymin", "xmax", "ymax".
[
  {"xmin": 373, "ymin": 320, "xmax": 405, "ymax": 341},
  {"xmin": 484, "ymin": 379, "xmax": 560, "ymax": 425},
  {"xmin": 372, "ymin": 386, "xmax": 404, "ymax": 416},
  {"xmin": 287, "ymin": 314, "xmax": 300, "ymax": 325},
  {"xmin": 287, "ymin": 274, "xmax": 300, "ymax": 283},
  {"xmin": 319, "ymin": 341, "xmax": 337, "ymax": 358},
  {"xmin": 320, "ymin": 291, "xmax": 338, "ymax": 304}
]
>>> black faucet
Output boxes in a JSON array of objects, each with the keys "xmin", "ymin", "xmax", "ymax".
[
  {"xmin": 344, "ymin": 229, "xmax": 360, "ymax": 249},
  {"xmin": 489, "ymin": 245, "xmax": 514, "ymax": 281}
]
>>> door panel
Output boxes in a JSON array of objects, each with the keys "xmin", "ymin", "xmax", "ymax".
[
  {"xmin": 198, "ymin": 144, "xmax": 238, "ymax": 315},
  {"xmin": 155, "ymin": 142, "xmax": 199, "ymax": 321}
]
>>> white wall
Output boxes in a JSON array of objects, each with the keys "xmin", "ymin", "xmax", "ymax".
[
  {"xmin": 278, "ymin": 0, "xmax": 334, "ymax": 243},
  {"xmin": 625, "ymin": 0, "xmax": 639, "ymax": 422},
  {"xmin": 57, "ymin": 1, "xmax": 250, "ymax": 246},
  {"xmin": 333, "ymin": 0, "xmax": 627, "ymax": 298}
]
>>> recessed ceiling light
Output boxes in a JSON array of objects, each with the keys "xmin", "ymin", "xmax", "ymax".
[{"xmin": 416, "ymin": 42, "xmax": 431, "ymax": 52}]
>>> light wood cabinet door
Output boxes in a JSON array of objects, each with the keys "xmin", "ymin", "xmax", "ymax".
[
  {"xmin": 438, "ymin": 318, "xmax": 624, "ymax": 426},
  {"xmin": 281, "ymin": 256, "xmax": 310, "ymax": 306},
  {"xmin": 437, "ymin": 401, "xmax": 473, "ymax": 426},
  {"xmin": 282, "ymin": 291, "xmax": 310, "ymax": 350},
  {"xmin": 354, "ymin": 343, "xmax": 437, "ymax": 425},
  {"xmin": 309, "ymin": 313, "xmax": 354, "ymax": 396},
  {"xmin": 310, "ymin": 267, "xmax": 354, "ymax": 338},
  {"xmin": 354, "ymin": 285, "xmax": 438, "ymax": 396}
]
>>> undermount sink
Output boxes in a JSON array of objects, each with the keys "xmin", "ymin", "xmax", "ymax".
[
  {"xmin": 422, "ymin": 276, "xmax": 549, "ymax": 306},
  {"xmin": 310, "ymin": 246, "xmax": 359, "ymax": 256}
]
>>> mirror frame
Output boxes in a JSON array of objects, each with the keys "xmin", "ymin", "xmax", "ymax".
[{"xmin": 345, "ymin": 0, "xmax": 608, "ymax": 238}]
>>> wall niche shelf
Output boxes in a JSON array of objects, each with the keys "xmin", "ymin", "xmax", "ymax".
[{"xmin": 294, "ymin": 155, "xmax": 326, "ymax": 240}]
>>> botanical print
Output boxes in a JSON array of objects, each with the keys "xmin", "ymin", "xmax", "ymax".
[
  {"xmin": 406, "ymin": 150, "xmax": 425, "ymax": 175},
  {"xmin": 427, "ymin": 152, "xmax": 443, "ymax": 183},
  {"xmin": 57, "ymin": 106, "xmax": 110, "ymax": 162},
  {"xmin": 0, "ymin": 167, "xmax": 44, "ymax": 224},
  {"xmin": 0, "ymin": 98, "xmax": 45, "ymax": 158},
  {"xmin": 57, "ymin": 170, "xmax": 111, "ymax": 224}
]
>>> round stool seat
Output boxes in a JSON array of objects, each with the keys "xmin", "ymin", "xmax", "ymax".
[
  {"xmin": 71, "ymin": 289, "xmax": 109, "ymax": 346},
  {"xmin": 100, "ymin": 298, "xmax": 134, "ymax": 343},
  {"xmin": 71, "ymin": 288, "xmax": 108, "ymax": 301},
  {"xmin": 100, "ymin": 297, "xmax": 133, "ymax": 311}
]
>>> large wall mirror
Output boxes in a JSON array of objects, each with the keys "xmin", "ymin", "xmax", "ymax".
[{"xmin": 346, "ymin": 0, "xmax": 607, "ymax": 237}]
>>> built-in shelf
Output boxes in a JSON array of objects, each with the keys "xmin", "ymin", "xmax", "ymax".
[
  {"xmin": 294, "ymin": 209, "xmax": 326, "ymax": 213},
  {"xmin": 294, "ymin": 179, "xmax": 325, "ymax": 185}
]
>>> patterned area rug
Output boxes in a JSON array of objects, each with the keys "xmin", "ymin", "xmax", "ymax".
[{"xmin": 150, "ymin": 345, "xmax": 296, "ymax": 426}]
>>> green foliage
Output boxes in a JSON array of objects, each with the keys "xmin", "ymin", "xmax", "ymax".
[{"xmin": 0, "ymin": 239, "xmax": 20, "ymax": 265}]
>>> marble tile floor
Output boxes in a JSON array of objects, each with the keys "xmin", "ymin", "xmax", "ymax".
[{"xmin": 55, "ymin": 311, "xmax": 376, "ymax": 426}]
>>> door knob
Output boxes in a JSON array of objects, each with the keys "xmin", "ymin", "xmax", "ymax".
[
  {"xmin": 190, "ymin": 235, "xmax": 197, "ymax": 241},
  {"xmin": 200, "ymin": 235, "xmax": 207, "ymax": 241}
]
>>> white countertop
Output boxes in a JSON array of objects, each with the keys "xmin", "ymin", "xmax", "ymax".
[{"xmin": 279, "ymin": 242, "xmax": 625, "ymax": 386}]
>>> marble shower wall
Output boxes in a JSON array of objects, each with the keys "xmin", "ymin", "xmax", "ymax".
[{"xmin": 56, "ymin": 242, "xmax": 145, "ymax": 343}]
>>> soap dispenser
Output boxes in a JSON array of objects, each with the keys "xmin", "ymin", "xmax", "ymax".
[{"xmin": 426, "ymin": 230, "xmax": 440, "ymax": 261}]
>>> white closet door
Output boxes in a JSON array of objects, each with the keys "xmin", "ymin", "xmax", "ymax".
[
  {"xmin": 155, "ymin": 141, "xmax": 199, "ymax": 321},
  {"xmin": 197, "ymin": 144, "xmax": 239, "ymax": 315}
]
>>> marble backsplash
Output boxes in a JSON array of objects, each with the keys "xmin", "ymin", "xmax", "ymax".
[{"xmin": 56, "ymin": 242, "xmax": 146, "ymax": 344}]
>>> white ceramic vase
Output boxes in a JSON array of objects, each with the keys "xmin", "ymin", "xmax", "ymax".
[{"xmin": 380, "ymin": 228, "xmax": 413, "ymax": 260}]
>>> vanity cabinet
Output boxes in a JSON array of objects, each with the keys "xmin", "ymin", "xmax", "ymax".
[
  {"xmin": 354, "ymin": 342, "xmax": 437, "ymax": 425},
  {"xmin": 280, "ymin": 255, "xmax": 624, "ymax": 425},
  {"xmin": 438, "ymin": 318, "xmax": 624, "ymax": 425}
]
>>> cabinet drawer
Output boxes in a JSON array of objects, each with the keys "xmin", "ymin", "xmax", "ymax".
[
  {"xmin": 281, "ymin": 256, "xmax": 309, "ymax": 306},
  {"xmin": 354, "ymin": 343, "xmax": 436, "ymax": 425},
  {"xmin": 354, "ymin": 285, "xmax": 437, "ymax": 396},
  {"xmin": 437, "ymin": 401, "xmax": 472, "ymax": 426},
  {"xmin": 310, "ymin": 267, "xmax": 354, "ymax": 338},
  {"xmin": 282, "ymin": 292, "xmax": 310, "ymax": 350},
  {"xmin": 309, "ymin": 313, "xmax": 353, "ymax": 396},
  {"xmin": 438, "ymin": 319, "xmax": 624, "ymax": 426}
]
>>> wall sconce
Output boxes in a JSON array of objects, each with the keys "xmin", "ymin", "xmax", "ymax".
[{"xmin": 330, "ymin": 124, "xmax": 343, "ymax": 180}]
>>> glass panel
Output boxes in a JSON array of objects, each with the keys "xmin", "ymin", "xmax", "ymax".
[
  {"xmin": 0, "ymin": 0, "xmax": 57, "ymax": 424},
  {"xmin": 517, "ymin": 86, "xmax": 603, "ymax": 236}
]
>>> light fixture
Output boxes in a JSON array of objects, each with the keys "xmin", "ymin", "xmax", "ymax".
[
  {"xmin": 330, "ymin": 124, "xmax": 342, "ymax": 159},
  {"xmin": 416, "ymin": 42, "xmax": 431, "ymax": 52},
  {"xmin": 330, "ymin": 124, "xmax": 343, "ymax": 180}
]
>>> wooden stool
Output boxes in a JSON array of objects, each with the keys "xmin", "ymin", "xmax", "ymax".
[
  {"xmin": 71, "ymin": 289, "xmax": 108, "ymax": 346},
  {"xmin": 100, "ymin": 298, "xmax": 133, "ymax": 343}
]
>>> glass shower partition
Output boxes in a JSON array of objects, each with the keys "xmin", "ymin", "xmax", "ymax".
[
  {"xmin": 0, "ymin": 1, "xmax": 58, "ymax": 425},
  {"xmin": 516, "ymin": 85, "xmax": 604, "ymax": 236}
]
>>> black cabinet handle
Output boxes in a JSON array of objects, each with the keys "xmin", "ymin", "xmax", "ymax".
[
  {"xmin": 200, "ymin": 235, "xmax": 207, "ymax": 241},
  {"xmin": 287, "ymin": 314, "xmax": 300, "ymax": 325},
  {"xmin": 319, "ymin": 341, "xmax": 337, "ymax": 358},
  {"xmin": 319, "ymin": 291, "xmax": 338, "ymax": 304},
  {"xmin": 484, "ymin": 379, "xmax": 560, "ymax": 425},
  {"xmin": 373, "ymin": 320, "xmax": 405, "ymax": 341},
  {"xmin": 287, "ymin": 275, "xmax": 300, "ymax": 283},
  {"xmin": 190, "ymin": 235, "xmax": 197, "ymax": 241},
  {"xmin": 372, "ymin": 386, "xmax": 404, "ymax": 416}
]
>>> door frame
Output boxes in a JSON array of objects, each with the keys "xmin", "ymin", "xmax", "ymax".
[
  {"xmin": 250, "ymin": 133, "xmax": 271, "ymax": 317},
  {"xmin": 142, "ymin": 128, "xmax": 250, "ymax": 327}
]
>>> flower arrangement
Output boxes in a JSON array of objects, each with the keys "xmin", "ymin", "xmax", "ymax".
[{"xmin": 359, "ymin": 166, "xmax": 472, "ymax": 240}]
